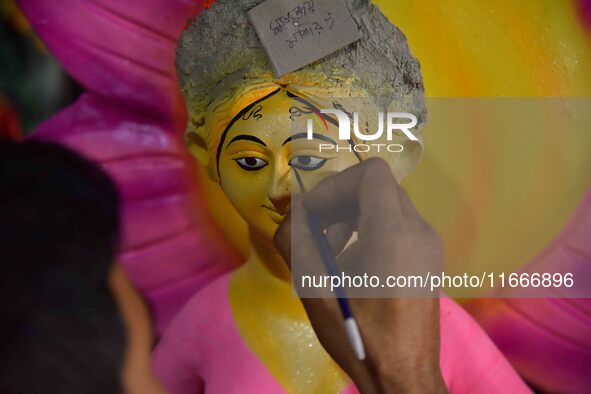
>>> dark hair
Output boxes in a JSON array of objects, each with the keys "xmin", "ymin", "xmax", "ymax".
[{"xmin": 0, "ymin": 140, "xmax": 125, "ymax": 393}]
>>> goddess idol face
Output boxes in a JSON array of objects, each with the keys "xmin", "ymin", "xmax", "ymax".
[{"xmin": 216, "ymin": 89, "xmax": 360, "ymax": 241}]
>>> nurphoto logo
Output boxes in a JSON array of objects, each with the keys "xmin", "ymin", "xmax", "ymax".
[{"xmin": 307, "ymin": 110, "xmax": 418, "ymax": 153}]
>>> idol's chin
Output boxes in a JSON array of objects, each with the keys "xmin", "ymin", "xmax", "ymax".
[{"xmin": 248, "ymin": 218, "xmax": 281, "ymax": 244}]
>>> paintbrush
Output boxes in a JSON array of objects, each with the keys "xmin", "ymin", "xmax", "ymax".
[{"xmin": 292, "ymin": 168, "xmax": 366, "ymax": 361}]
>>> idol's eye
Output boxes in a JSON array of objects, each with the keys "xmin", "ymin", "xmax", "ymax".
[
  {"xmin": 289, "ymin": 156, "xmax": 327, "ymax": 171},
  {"xmin": 235, "ymin": 157, "xmax": 268, "ymax": 171}
]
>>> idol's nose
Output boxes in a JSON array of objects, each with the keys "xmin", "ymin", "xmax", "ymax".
[
  {"xmin": 270, "ymin": 194, "xmax": 290, "ymax": 215},
  {"xmin": 268, "ymin": 166, "xmax": 291, "ymax": 215}
]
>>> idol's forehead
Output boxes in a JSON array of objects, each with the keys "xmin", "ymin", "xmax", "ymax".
[
  {"xmin": 238, "ymin": 89, "xmax": 297, "ymax": 124},
  {"xmin": 224, "ymin": 91, "xmax": 294, "ymax": 145},
  {"xmin": 223, "ymin": 90, "xmax": 342, "ymax": 150}
]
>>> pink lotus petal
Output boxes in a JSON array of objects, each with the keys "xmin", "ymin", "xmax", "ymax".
[
  {"xmin": 17, "ymin": 0, "xmax": 204, "ymax": 125},
  {"xmin": 467, "ymin": 186, "xmax": 591, "ymax": 392}
]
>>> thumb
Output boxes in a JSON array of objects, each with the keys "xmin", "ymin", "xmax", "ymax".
[
  {"xmin": 274, "ymin": 210, "xmax": 292, "ymax": 270},
  {"xmin": 274, "ymin": 195, "xmax": 326, "ymax": 281}
]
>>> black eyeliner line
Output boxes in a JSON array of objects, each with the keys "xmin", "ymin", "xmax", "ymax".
[{"xmin": 292, "ymin": 167, "xmax": 307, "ymax": 193}]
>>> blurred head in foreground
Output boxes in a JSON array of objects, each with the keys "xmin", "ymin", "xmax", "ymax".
[{"xmin": 0, "ymin": 141, "xmax": 162, "ymax": 394}]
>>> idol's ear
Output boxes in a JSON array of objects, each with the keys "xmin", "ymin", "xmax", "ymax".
[{"xmin": 186, "ymin": 124, "xmax": 216, "ymax": 180}]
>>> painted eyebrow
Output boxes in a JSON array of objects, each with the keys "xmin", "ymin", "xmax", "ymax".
[
  {"xmin": 227, "ymin": 134, "xmax": 267, "ymax": 148},
  {"xmin": 282, "ymin": 132, "xmax": 337, "ymax": 146}
]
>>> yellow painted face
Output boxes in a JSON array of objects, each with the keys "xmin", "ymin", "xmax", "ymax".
[{"xmin": 217, "ymin": 89, "xmax": 360, "ymax": 240}]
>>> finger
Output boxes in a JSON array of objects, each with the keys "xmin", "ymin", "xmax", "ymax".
[
  {"xmin": 274, "ymin": 211, "xmax": 292, "ymax": 269},
  {"xmin": 356, "ymin": 158, "xmax": 407, "ymax": 236},
  {"xmin": 275, "ymin": 199, "xmax": 330, "ymax": 297},
  {"xmin": 325, "ymin": 222, "xmax": 353, "ymax": 256},
  {"xmin": 304, "ymin": 158, "xmax": 406, "ymax": 235},
  {"xmin": 396, "ymin": 183, "xmax": 426, "ymax": 224}
]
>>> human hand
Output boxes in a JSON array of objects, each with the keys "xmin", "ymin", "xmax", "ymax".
[{"xmin": 274, "ymin": 158, "xmax": 448, "ymax": 394}]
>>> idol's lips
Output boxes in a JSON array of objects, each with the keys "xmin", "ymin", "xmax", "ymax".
[
  {"xmin": 262, "ymin": 205, "xmax": 286, "ymax": 223},
  {"xmin": 262, "ymin": 205, "xmax": 286, "ymax": 215}
]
